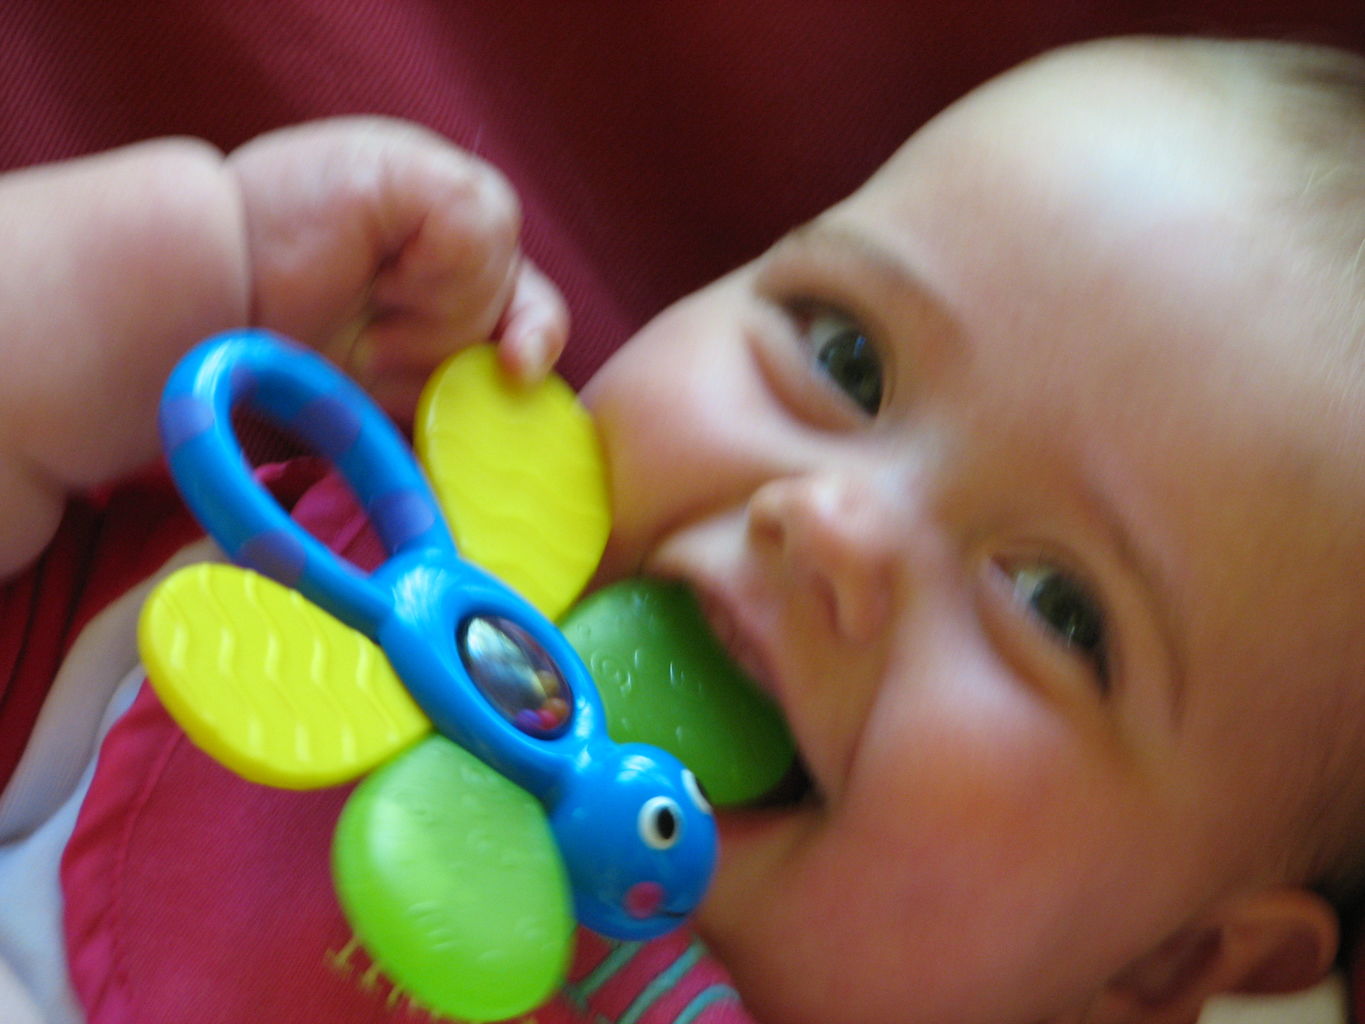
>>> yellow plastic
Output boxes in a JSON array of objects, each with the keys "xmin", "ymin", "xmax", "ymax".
[
  {"xmin": 415, "ymin": 345, "xmax": 610, "ymax": 622},
  {"xmin": 139, "ymin": 563, "xmax": 430, "ymax": 789}
]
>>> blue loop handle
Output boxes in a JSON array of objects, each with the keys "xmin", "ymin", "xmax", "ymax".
[{"xmin": 158, "ymin": 329, "xmax": 453, "ymax": 633}]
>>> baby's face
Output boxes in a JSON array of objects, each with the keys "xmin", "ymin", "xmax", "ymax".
[{"xmin": 585, "ymin": 46, "xmax": 1364, "ymax": 1023}]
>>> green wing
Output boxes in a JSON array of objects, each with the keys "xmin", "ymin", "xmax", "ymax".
[
  {"xmin": 333, "ymin": 734, "xmax": 574, "ymax": 1022},
  {"xmin": 563, "ymin": 579, "xmax": 796, "ymax": 807}
]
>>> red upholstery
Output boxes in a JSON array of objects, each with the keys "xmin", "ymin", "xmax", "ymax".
[{"xmin": 2, "ymin": 1, "xmax": 1361, "ymax": 390}]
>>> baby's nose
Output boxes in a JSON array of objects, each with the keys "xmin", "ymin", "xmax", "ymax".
[{"xmin": 747, "ymin": 472, "xmax": 897, "ymax": 643}]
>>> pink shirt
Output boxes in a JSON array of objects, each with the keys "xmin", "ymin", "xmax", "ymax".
[{"xmin": 1, "ymin": 466, "xmax": 752, "ymax": 1024}]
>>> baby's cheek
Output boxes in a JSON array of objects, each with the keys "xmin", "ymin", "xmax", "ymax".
[
  {"xmin": 695, "ymin": 816, "xmax": 992, "ymax": 1024},
  {"xmin": 582, "ymin": 362, "xmax": 690, "ymax": 562}
]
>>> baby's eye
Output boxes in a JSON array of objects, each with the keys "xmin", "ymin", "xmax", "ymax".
[
  {"xmin": 1008, "ymin": 563, "xmax": 1110, "ymax": 689},
  {"xmin": 796, "ymin": 305, "xmax": 883, "ymax": 416}
]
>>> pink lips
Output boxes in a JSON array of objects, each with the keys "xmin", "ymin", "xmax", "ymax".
[{"xmin": 689, "ymin": 586, "xmax": 782, "ymax": 707}]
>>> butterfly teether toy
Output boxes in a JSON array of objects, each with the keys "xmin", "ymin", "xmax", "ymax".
[{"xmin": 138, "ymin": 331, "xmax": 720, "ymax": 1021}]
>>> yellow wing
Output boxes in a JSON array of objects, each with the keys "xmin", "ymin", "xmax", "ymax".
[
  {"xmin": 415, "ymin": 345, "xmax": 610, "ymax": 621},
  {"xmin": 138, "ymin": 563, "xmax": 430, "ymax": 789}
]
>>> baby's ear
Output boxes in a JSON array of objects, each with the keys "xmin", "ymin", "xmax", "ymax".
[{"xmin": 1089, "ymin": 888, "xmax": 1338, "ymax": 1024}]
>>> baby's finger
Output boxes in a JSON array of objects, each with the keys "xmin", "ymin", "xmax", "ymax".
[
  {"xmin": 355, "ymin": 364, "xmax": 433, "ymax": 427},
  {"xmin": 364, "ymin": 148, "xmax": 523, "ymax": 352},
  {"xmin": 231, "ymin": 117, "xmax": 524, "ymax": 358},
  {"xmin": 494, "ymin": 260, "xmax": 570, "ymax": 385}
]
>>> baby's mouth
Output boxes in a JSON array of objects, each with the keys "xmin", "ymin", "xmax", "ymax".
[
  {"xmin": 689, "ymin": 594, "xmax": 779, "ymax": 706},
  {"xmin": 742, "ymin": 751, "xmax": 817, "ymax": 809}
]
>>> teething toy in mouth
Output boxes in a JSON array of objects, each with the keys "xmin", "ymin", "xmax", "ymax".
[
  {"xmin": 563, "ymin": 578, "xmax": 796, "ymax": 809},
  {"xmin": 138, "ymin": 331, "xmax": 794, "ymax": 1021}
]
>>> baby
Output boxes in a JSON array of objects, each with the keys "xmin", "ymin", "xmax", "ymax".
[
  {"xmin": 584, "ymin": 34, "xmax": 1365, "ymax": 1024},
  {"xmin": 3, "ymin": 32, "xmax": 1364, "ymax": 1024}
]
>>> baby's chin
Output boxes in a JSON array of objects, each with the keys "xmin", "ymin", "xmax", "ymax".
[
  {"xmin": 688, "ymin": 913, "xmax": 796, "ymax": 1024},
  {"xmin": 691, "ymin": 910, "xmax": 846, "ymax": 1024},
  {"xmin": 692, "ymin": 808, "xmax": 840, "ymax": 1024}
]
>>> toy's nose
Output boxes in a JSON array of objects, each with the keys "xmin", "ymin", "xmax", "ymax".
[{"xmin": 624, "ymin": 881, "xmax": 665, "ymax": 920}]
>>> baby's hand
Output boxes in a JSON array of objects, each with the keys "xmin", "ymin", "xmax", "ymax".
[{"xmin": 229, "ymin": 118, "xmax": 568, "ymax": 415}]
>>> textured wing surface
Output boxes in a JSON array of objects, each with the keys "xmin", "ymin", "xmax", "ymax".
[
  {"xmin": 415, "ymin": 345, "xmax": 610, "ymax": 621},
  {"xmin": 138, "ymin": 562, "xmax": 429, "ymax": 788},
  {"xmin": 563, "ymin": 579, "xmax": 796, "ymax": 806},
  {"xmin": 333, "ymin": 735, "xmax": 574, "ymax": 1022}
]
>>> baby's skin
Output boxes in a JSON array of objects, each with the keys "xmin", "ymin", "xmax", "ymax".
[
  {"xmin": 584, "ymin": 38, "xmax": 1365, "ymax": 1024},
  {"xmin": 0, "ymin": 116, "xmax": 568, "ymax": 579}
]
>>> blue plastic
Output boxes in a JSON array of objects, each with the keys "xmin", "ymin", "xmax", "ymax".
[{"xmin": 158, "ymin": 329, "xmax": 716, "ymax": 940}]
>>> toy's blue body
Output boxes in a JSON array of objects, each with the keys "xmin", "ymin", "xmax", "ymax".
[{"xmin": 158, "ymin": 329, "xmax": 715, "ymax": 940}]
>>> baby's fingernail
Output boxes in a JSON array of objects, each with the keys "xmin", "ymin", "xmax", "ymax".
[
  {"xmin": 507, "ymin": 330, "xmax": 549, "ymax": 383},
  {"xmin": 527, "ymin": 329, "xmax": 554, "ymax": 371}
]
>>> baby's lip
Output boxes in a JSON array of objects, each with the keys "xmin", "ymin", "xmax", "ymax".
[{"xmin": 686, "ymin": 580, "xmax": 785, "ymax": 709}]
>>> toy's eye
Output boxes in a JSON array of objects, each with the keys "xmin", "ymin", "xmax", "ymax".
[
  {"xmin": 639, "ymin": 796, "xmax": 684, "ymax": 850},
  {"xmin": 682, "ymin": 769, "xmax": 711, "ymax": 814}
]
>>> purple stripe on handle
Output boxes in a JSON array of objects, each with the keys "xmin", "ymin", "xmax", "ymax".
[
  {"xmin": 294, "ymin": 394, "xmax": 362, "ymax": 459},
  {"xmin": 229, "ymin": 363, "xmax": 258, "ymax": 400},
  {"xmin": 370, "ymin": 489, "xmax": 437, "ymax": 552},
  {"xmin": 239, "ymin": 529, "xmax": 307, "ymax": 587},
  {"xmin": 160, "ymin": 396, "xmax": 215, "ymax": 454}
]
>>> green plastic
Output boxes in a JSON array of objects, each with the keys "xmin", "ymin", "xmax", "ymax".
[
  {"xmin": 562, "ymin": 579, "xmax": 796, "ymax": 807},
  {"xmin": 332, "ymin": 735, "xmax": 574, "ymax": 1023}
]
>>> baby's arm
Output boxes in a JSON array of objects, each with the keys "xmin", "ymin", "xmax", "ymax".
[
  {"xmin": 0, "ymin": 138, "xmax": 248, "ymax": 577},
  {"xmin": 0, "ymin": 118, "xmax": 567, "ymax": 578}
]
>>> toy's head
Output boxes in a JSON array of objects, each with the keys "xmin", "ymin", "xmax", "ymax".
[{"xmin": 548, "ymin": 741, "xmax": 716, "ymax": 941}]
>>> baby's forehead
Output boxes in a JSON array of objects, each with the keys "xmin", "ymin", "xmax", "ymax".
[
  {"xmin": 903, "ymin": 37, "xmax": 1359, "ymax": 198},
  {"xmin": 860, "ymin": 74, "xmax": 1209, "ymax": 241}
]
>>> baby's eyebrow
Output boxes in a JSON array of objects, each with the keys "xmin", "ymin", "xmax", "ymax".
[
  {"xmin": 773, "ymin": 220, "xmax": 966, "ymax": 368},
  {"xmin": 780, "ymin": 220, "xmax": 936, "ymax": 294}
]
